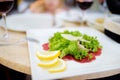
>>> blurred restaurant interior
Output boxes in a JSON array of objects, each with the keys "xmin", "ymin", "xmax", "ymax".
[{"xmin": 0, "ymin": 0, "xmax": 120, "ymax": 80}]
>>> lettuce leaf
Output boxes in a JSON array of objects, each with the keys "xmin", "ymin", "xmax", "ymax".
[{"xmin": 49, "ymin": 30, "xmax": 102, "ymax": 60}]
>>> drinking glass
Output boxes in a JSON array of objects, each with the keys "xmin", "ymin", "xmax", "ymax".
[
  {"xmin": 65, "ymin": 0, "xmax": 76, "ymax": 15},
  {"xmin": 76, "ymin": 0, "xmax": 93, "ymax": 24},
  {"xmin": 99, "ymin": 0, "xmax": 111, "ymax": 17},
  {"xmin": 0, "ymin": 0, "xmax": 14, "ymax": 43}
]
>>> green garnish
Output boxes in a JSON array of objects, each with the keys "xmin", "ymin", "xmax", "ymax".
[{"xmin": 49, "ymin": 30, "xmax": 102, "ymax": 60}]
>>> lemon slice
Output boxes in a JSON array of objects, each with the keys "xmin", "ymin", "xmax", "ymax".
[
  {"xmin": 48, "ymin": 59, "xmax": 66, "ymax": 73},
  {"xmin": 38, "ymin": 58, "xmax": 59, "ymax": 67},
  {"xmin": 36, "ymin": 51, "xmax": 60, "ymax": 60}
]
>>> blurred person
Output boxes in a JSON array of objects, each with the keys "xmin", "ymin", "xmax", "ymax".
[
  {"xmin": 30, "ymin": 0, "xmax": 45, "ymax": 13},
  {"xmin": 30, "ymin": 0, "xmax": 66, "ymax": 14}
]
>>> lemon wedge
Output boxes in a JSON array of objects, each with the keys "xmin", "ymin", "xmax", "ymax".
[
  {"xmin": 36, "ymin": 51, "xmax": 60, "ymax": 60},
  {"xmin": 38, "ymin": 58, "xmax": 59, "ymax": 67},
  {"xmin": 48, "ymin": 59, "xmax": 66, "ymax": 73}
]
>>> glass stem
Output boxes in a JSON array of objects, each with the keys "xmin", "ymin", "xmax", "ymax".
[
  {"xmin": 52, "ymin": 12, "xmax": 56, "ymax": 27},
  {"xmin": 2, "ymin": 13, "xmax": 9, "ymax": 39},
  {"xmin": 81, "ymin": 11, "xmax": 85, "ymax": 25}
]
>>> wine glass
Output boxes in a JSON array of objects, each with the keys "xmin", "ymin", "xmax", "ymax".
[
  {"xmin": 76, "ymin": 0, "xmax": 93, "ymax": 24},
  {"xmin": 65, "ymin": 0, "xmax": 76, "ymax": 15},
  {"xmin": 0, "ymin": 0, "xmax": 14, "ymax": 43},
  {"xmin": 99, "ymin": 0, "xmax": 111, "ymax": 17}
]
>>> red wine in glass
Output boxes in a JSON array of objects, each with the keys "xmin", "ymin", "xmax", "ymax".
[
  {"xmin": 77, "ymin": 1, "xmax": 93, "ymax": 10},
  {"xmin": 76, "ymin": 0, "xmax": 93, "ymax": 25},
  {"xmin": 0, "ymin": 0, "xmax": 14, "ymax": 13}
]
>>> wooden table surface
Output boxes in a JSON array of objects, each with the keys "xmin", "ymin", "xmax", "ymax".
[
  {"xmin": 0, "ymin": 30, "xmax": 120, "ymax": 79},
  {"xmin": 0, "ymin": 30, "xmax": 31, "ymax": 74}
]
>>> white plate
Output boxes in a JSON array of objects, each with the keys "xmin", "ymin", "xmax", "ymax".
[
  {"xmin": 27, "ymin": 27, "xmax": 120, "ymax": 80},
  {"xmin": 6, "ymin": 14, "xmax": 53, "ymax": 32}
]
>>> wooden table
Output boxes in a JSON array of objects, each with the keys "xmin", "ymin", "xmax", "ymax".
[
  {"xmin": 0, "ymin": 30, "xmax": 31, "ymax": 74},
  {"xmin": 0, "ymin": 30, "xmax": 120, "ymax": 79}
]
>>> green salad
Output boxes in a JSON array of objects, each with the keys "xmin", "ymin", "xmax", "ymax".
[{"xmin": 49, "ymin": 30, "xmax": 102, "ymax": 60}]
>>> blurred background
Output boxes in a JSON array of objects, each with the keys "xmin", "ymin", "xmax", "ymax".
[
  {"xmin": 7, "ymin": 0, "xmax": 120, "ymax": 14},
  {"xmin": 0, "ymin": 0, "xmax": 120, "ymax": 80},
  {"xmin": 1, "ymin": 0, "xmax": 119, "ymax": 31}
]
